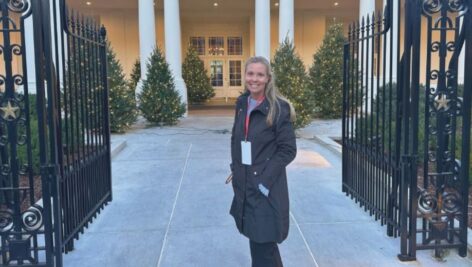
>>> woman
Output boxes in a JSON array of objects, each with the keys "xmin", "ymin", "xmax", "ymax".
[{"xmin": 230, "ymin": 56, "xmax": 297, "ymax": 267}]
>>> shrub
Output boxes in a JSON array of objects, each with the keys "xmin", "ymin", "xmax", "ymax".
[
  {"xmin": 272, "ymin": 38, "xmax": 313, "ymax": 129},
  {"xmin": 308, "ymin": 23, "xmax": 345, "ymax": 118},
  {"xmin": 182, "ymin": 46, "xmax": 214, "ymax": 103},
  {"xmin": 130, "ymin": 58, "xmax": 141, "ymax": 90},
  {"xmin": 138, "ymin": 47, "xmax": 185, "ymax": 125},
  {"xmin": 107, "ymin": 43, "xmax": 138, "ymax": 133}
]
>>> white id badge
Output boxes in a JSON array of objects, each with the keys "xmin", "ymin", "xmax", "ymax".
[{"xmin": 241, "ymin": 141, "xmax": 252, "ymax": 165}]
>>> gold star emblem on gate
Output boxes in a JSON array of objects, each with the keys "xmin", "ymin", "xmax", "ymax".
[
  {"xmin": 434, "ymin": 94, "xmax": 450, "ymax": 111},
  {"xmin": 0, "ymin": 101, "xmax": 19, "ymax": 121}
]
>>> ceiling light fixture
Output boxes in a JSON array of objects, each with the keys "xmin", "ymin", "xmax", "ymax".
[
  {"xmin": 86, "ymin": 1, "xmax": 92, "ymax": 6},
  {"xmin": 214, "ymin": 2, "xmax": 218, "ymax": 7},
  {"xmin": 334, "ymin": 2, "xmax": 339, "ymax": 6},
  {"xmin": 275, "ymin": 3, "xmax": 279, "ymax": 7}
]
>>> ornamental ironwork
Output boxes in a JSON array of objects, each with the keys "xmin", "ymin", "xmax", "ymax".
[
  {"xmin": 0, "ymin": 0, "xmax": 112, "ymax": 266},
  {"xmin": 343, "ymin": 0, "xmax": 471, "ymax": 260}
]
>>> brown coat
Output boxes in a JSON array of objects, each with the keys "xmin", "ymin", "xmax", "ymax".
[{"xmin": 230, "ymin": 92, "xmax": 297, "ymax": 243}]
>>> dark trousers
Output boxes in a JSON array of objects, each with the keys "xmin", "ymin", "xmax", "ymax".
[{"xmin": 249, "ymin": 240, "xmax": 283, "ymax": 267}]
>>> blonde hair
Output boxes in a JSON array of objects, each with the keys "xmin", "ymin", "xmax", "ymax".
[{"xmin": 244, "ymin": 56, "xmax": 296, "ymax": 126}]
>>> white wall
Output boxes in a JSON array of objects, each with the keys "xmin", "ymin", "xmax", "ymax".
[{"xmin": 82, "ymin": 8, "xmax": 357, "ymax": 77}]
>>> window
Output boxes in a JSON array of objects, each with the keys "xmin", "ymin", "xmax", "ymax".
[
  {"xmin": 227, "ymin": 37, "xmax": 243, "ymax": 55},
  {"xmin": 210, "ymin": 60, "xmax": 224, "ymax": 87},
  {"xmin": 190, "ymin": 37, "xmax": 205, "ymax": 55},
  {"xmin": 229, "ymin": 60, "xmax": 242, "ymax": 86},
  {"xmin": 208, "ymin": 37, "xmax": 224, "ymax": 55}
]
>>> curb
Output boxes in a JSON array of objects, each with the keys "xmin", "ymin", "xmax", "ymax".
[
  {"xmin": 311, "ymin": 135, "xmax": 342, "ymax": 156},
  {"xmin": 110, "ymin": 138, "xmax": 127, "ymax": 159},
  {"xmin": 309, "ymin": 134, "xmax": 472, "ymax": 254}
]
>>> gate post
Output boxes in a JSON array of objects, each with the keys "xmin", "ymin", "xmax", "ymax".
[
  {"xmin": 398, "ymin": 0, "xmax": 417, "ymax": 261},
  {"xmin": 459, "ymin": 2, "xmax": 472, "ymax": 257},
  {"xmin": 408, "ymin": 0, "xmax": 422, "ymax": 260},
  {"xmin": 342, "ymin": 41, "xmax": 349, "ymax": 194},
  {"xmin": 31, "ymin": 0, "xmax": 57, "ymax": 265},
  {"xmin": 32, "ymin": 0, "xmax": 63, "ymax": 265},
  {"xmin": 99, "ymin": 25, "xmax": 112, "ymax": 203}
]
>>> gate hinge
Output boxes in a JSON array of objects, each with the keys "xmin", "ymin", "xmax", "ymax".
[
  {"xmin": 40, "ymin": 164, "xmax": 59, "ymax": 181},
  {"xmin": 401, "ymin": 154, "xmax": 418, "ymax": 162},
  {"xmin": 40, "ymin": 164, "xmax": 60, "ymax": 196},
  {"xmin": 41, "ymin": 164, "xmax": 59, "ymax": 177},
  {"xmin": 401, "ymin": 154, "xmax": 412, "ymax": 163},
  {"xmin": 400, "ymin": 154, "xmax": 418, "ymax": 168}
]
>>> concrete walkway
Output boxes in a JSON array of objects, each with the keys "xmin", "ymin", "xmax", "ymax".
[{"xmin": 63, "ymin": 116, "xmax": 472, "ymax": 267}]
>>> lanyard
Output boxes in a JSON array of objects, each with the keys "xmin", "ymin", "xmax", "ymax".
[{"xmin": 244, "ymin": 96, "xmax": 265, "ymax": 140}]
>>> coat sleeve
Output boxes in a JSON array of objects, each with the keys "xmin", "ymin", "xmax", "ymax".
[
  {"xmin": 260, "ymin": 102, "xmax": 297, "ymax": 189},
  {"xmin": 230, "ymin": 99, "xmax": 240, "ymax": 172}
]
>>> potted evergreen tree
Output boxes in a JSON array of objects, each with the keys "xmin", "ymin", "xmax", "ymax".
[
  {"xmin": 107, "ymin": 42, "xmax": 137, "ymax": 133},
  {"xmin": 138, "ymin": 47, "xmax": 185, "ymax": 125},
  {"xmin": 182, "ymin": 46, "xmax": 214, "ymax": 104},
  {"xmin": 272, "ymin": 38, "xmax": 313, "ymax": 129},
  {"xmin": 308, "ymin": 23, "xmax": 345, "ymax": 118}
]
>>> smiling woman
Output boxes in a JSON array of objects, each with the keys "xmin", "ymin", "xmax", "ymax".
[
  {"xmin": 245, "ymin": 62, "xmax": 269, "ymax": 99},
  {"xmin": 230, "ymin": 56, "xmax": 297, "ymax": 267}
]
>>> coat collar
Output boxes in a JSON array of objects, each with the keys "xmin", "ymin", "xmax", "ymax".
[{"xmin": 242, "ymin": 92, "xmax": 269, "ymax": 115}]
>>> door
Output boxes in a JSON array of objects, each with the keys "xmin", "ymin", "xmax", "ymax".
[
  {"xmin": 187, "ymin": 34, "xmax": 247, "ymax": 102},
  {"xmin": 228, "ymin": 59, "xmax": 244, "ymax": 98},
  {"xmin": 208, "ymin": 59, "xmax": 244, "ymax": 101}
]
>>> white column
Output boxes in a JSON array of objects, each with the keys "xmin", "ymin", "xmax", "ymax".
[
  {"xmin": 458, "ymin": 11, "xmax": 466, "ymax": 85},
  {"xmin": 359, "ymin": 0, "xmax": 376, "ymax": 113},
  {"xmin": 25, "ymin": 0, "xmax": 65, "ymax": 95},
  {"xmin": 51, "ymin": 0, "xmax": 65, "ymax": 90},
  {"xmin": 164, "ymin": 0, "xmax": 188, "ymax": 112},
  {"xmin": 458, "ymin": 44, "xmax": 465, "ymax": 85},
  {"xmin": 359, "ymin": 0, "xmax": 375, "ymax": 72},
  {"xmin": 279, "ymin": 0, "xmax": 294, "ymax": 44},
  {"xmin": 384, "ymin": 0, "xmax": 399, "ymax": 82},
  {"xmin": 255, "ymin": 0, "xmax": 270, "ymax": 60},
  {"xmin": 24, "ymin": 17, "xmax": 37, "ymax": 94},
  {"xmin": 359, "ymin": 0, "xmax": 375, "ymax": 21},
  {"xmin": 138, "ymin": 0, "xmax": 156, "ymax": 95}
]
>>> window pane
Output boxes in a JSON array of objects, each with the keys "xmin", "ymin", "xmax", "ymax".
[
  {"xmin": 210, "ymin": 61, "xmax": 224, "ymax": 87},
  {"xmin": 208, "ymin": 37, "xmax": 224, "ymax": 55},
  {"xmin": 229, "ymin": 60, "xmax": 241, "ymax": 87},
  {"xmin": 190, "ymin": 37, "xmax": 205, "ymax": 55},
  {"xmin": 228, "ymin": 37, "xmax": 242, "ymax": 55}
]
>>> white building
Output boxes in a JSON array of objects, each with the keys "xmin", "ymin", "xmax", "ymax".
[{"xmin": 68, "ymin": 0, "xmax": 465, "ymax": 104}]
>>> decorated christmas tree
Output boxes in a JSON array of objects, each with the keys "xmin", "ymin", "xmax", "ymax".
[
  {"xmin": 107, "ymin": 42, "xmax": 137, "ymax": 133},
  {"xmin": 129, "ymin": 58, "xmax": 141, "ymax": 90},
  {"xmin": 308, "ymin": 23, "xmax": 345, "ymax": 118},
  {"xmin": 182, "ymin": 46, "xmax": 214, "ymax": 103},
  {"xmin": 272, "ymin": 38, "xmax": 313, "ymax": 129},
  {"xmin": 138, "ymin": 47, "xmax": 185, "ymax": 125}
]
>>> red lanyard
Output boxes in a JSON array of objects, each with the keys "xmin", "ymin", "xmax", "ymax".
[{"xmin": 244, "ymin": 96, "xmax": 265, "ymax": 140}]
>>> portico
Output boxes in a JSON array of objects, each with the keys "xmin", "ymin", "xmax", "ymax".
[{"xmin": 68, "ymin": 0, "xmax": 358, "ymax": 103}]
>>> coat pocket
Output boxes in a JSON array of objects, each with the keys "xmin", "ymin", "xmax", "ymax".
[
  {"xmin": 254, "ymin": 192, "xmax": 277, "ymax": 216},
  {"xmin": 248, "ymin": 162, "xmax": 268, "ymax": 185},
  {"xmin": 231, "ymin": 162, "xmax": 244, "ymax": 200},
  {"xmin": 249, "ymin": 162, "xmax": 277, "ymax": 215}
]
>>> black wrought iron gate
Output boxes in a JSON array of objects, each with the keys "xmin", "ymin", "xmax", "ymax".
[
  {"xmin": 0, "ymin": 0, "xmax": 111, "ymax": 266},
  {"xmin": 343, "ymin": 0, "xmax": 471, "ymax": 260}
]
